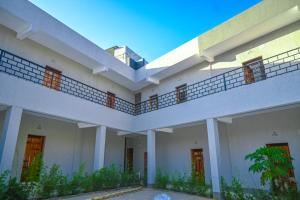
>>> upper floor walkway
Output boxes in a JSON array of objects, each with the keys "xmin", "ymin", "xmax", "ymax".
[{"xmin": 1, "ymin": 46, "xmax": 300, "ymax": 131}]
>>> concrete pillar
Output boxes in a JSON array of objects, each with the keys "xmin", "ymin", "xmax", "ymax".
[
  {"xmin": 206, "ymin": 118, "xmax": 222, "ymax": 198},
  {"xmin": 93, "ymin": 125, "xmax": 106, "ymax": 170},
  {"xmin": 0, "ymin": 106, "xmax": 23, "ymax": 173},
  {"xmin": 147, "ymin": 129, "xmax": 156, "ymax": 185}
]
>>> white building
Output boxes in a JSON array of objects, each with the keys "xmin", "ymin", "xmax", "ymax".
[{"xmin": 0, "ymin": 0, "xmax": 300, "ymax": 197}]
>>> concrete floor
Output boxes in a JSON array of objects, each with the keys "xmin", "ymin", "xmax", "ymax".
[
  {"xmin": 109, "ymin": 188, "xmax": 212, "ymax": 200},
  {"xmin": 61, "ymin": 188, "xmax": 212, "ymax": 200}
]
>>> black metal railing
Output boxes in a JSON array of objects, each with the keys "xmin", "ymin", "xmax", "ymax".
[
  {"xmin": 135, "ymin": 47, "xmax": 300, "ymax": 115},
  {"xmin": 0, "ymin": 47, "xmax": 299, "ymax": 116},
  {"xmin": 0, "ymin": 48, "xmax": 135, "ymax": 115}
]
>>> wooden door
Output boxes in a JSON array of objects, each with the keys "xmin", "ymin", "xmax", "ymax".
[
  {"xmin": 126, "ymin": 148, "xmax": 133, "ymax": 171},
  {"xmin": 191, "ymin": 149, "xmax": 204, "ymax": 181},
  {"xmin": 22, "ymin": 135, "xmax": 45, "ymax": 179},
  {"xmin": 266, "ymin": 143, "xmax": 296, "ymax": 188}
]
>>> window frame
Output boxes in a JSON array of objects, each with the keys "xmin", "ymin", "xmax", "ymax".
[
  {"xmin": 43, "ymin": 66, "xmax": 62, "ymax": 90},
  {"xmin": 176, "ymin": 84, "xmax": 187, "ymax": 103},
  {"xmin": 149, "ymin": 94, "xmax": 158, "ymax": 110},
  {"xmin": 243, "ymin": 57, "xmax": 265, "ymax": 84},
  {"xmin": 106, "ymin": 91, "xmax": 116, "ymax": 109}
]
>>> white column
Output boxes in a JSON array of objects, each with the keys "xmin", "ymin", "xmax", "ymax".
[
  {"xmin": 0, "ymin": 106, "xmax": 23, "ymax": 173},
  {"xmin": 147, "ymin": 129, "xmax": 156, "ymax": 185},
  {"xmin": 206, "ymin": 118, "xmax": 221, "ymax": 195},
  {"xmin": 93, "ymin": 125, "xmax": 106, "ymax": 170}
]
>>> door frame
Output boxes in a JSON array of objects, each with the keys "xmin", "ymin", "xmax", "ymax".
[
  {"xmin": 21, "ymin": 134, "xmax": 45, "ymax": 180},
  {"xmin": 191, "ymin": 148, "xmax": 205, "ymax": 181}
]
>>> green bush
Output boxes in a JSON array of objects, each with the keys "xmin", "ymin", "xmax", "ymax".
[
  {"xmin": 245, "ymin": 146, "xmax": 294, "ymax": 194},
  {"xmin": 38, "ymin": 164, "xmax": 68, "ymax": 198},
  {"xmin": 22, "ymin": 154, "xmax": 43, "ymax": 182},
  {"xmin": 0, "ymin": 162, "xmax": 141, "ymax": 200},
  {"xmin": 0, "ymin": 171, "xmax": 9, "ymax": 199},
  {"xmin": 221, "ymin": 176, "xmax": 300, "ymax": 200},
  {"xmin": 154, "ymin": 170, "xmax": 169, "ymax": 189},
  {"xmin": 170, "ymin": 173, "xmax": 185, "ymax": 192},
  {"xmin": 221, "ymin": 177, "xmax": 249, "ymax": 200},
  {"xmin": 154, "ymin": 170, "xmax": 212, "ymax": 198},
  {"xmin": 97, "ymin": 165, "xmax": 121, "ymax": 189},
  {"xmin": 67, "ymin": 164, "xmax": 87, "ymax": 194},
  {"xmin": 3, "ymin": 178, "xmax": 30, "ymax": 200},
  {"xmin": 120, "ymin": 169, "xmax": 140, "ymax": 187}
]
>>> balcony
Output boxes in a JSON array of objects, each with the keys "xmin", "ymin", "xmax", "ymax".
[
  {"xmin": 0, "ymin": 47, "xmax": 299, "ymax": 116},
  {"xmin": 0, "ymin": 49, "xmax": 135, "ymax": 115},
  {"xmin": 135, "ymin": 47, "xmax": 300, "ymax": 115}
]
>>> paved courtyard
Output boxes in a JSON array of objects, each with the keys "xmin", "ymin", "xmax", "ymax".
[
  {"xmin": 109, "ymin": 188, "xmax": 212, "ymax": 200},
  {"xmin": 61, "ymin": 188, "xmax": 212, "ymax": 200}
]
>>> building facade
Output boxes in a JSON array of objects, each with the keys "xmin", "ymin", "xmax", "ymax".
[{"xmin": 0, "ymin": 0, "xmax": 300, "ymax": 198}]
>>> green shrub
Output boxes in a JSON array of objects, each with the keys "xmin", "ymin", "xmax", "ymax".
[
  {"xmin": 91, "ymin": 165, "xmax": 124, "ymax": 190},
  {"xmin": 245, "ymin": 146, "xmax": 294, "ymax": 194},
  {"xmin": 120, "ymin": 169, "xmax": 140, "ymax": 187},
  {"xmin": 22, "ymin": 153, "xmax": 43, "ymax": 182},
  {"xmin": 0, "ymin": 163, "xmax": 142, "ymax": 199},
  {"xmin": 170, "ymin": 173, "xmax": 185, "ymax": 192},
  {"xmin": 154, "ymin": 170, "xmax": 169, "ymax": 189},
  {"xmin": 154, "ymin": 171, "xmax": 212, "ymax": 198},
  {"xmin": 0, "ymin": 171, "xmax": 9, "ymax": 199},
  {"xmin": 38, "ymin": 164, "xmax": 68, "ymax": 198},
  {"xmin": 67, "ymin": 164, "xmax": 87, "ymax": 194},
  {"xmin": 221, "ymin": 176, "xmax": 299, "ymax": 200},
  {"xmin": 3, "ymin": 178, "xmax": 30, "ymax": 200},
  {"xmin": 221, "ymin": 177, "xmax": 246, "ymax": 200}
]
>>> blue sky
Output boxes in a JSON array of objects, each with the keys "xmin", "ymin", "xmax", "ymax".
[{"xmin": 29, "ymin": 0, "xmax": 261, "ymax": 61}]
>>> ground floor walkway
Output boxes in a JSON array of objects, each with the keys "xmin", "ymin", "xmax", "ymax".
[{"xmin": 62, "ymin": 188, "xmax": 212, "ymax": 200}]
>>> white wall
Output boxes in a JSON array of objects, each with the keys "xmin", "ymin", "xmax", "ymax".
[
  {"xmin": 0, "ymin": 25, "xmax": 134, "ymax": 103},
  {"xmin": 226, "ymin": 107, "xmax": 300, "ymax": 190},
  {"xmin": 138, "ymin": 21, "xmax": 300, "ymax": 102},
  {"xmin": 129, "ymin": 107, "xmax": 300, "ymax": 190},
  {"xmin": 129, "ymin": 123, "xmax": 231, "ymax": 183},
  {"xmin": 0, "ymin": 72, "xmax": 134, "ymax": 131},
  {"xmin": 4, "ymin": 113, "xmax": 82, "ymax": 178},
  {"xmin": 0, "ymin": 111, "xmax": 126, "ymax": 178},
  {"xmin": 134, "ymin": 69, "xmax": 300, "ymax": 131},
  {"xmin": 80, "ymin": 127, "xmax": 125, "ymax": 173}
]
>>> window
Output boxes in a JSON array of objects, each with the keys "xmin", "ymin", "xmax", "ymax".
[
  {"xmin": 43, "ymin": 66, "xmax": 61, "ymax": 90},
  {"xmin": 243, "ymin": 57, "xmax": 266, "ymax": 84},
  {"xmin": 106, "ymin": 92, "xmax": 116, "ymax": 108},
  {"xmin": 149, "ymin": 94, "xmax": 158, "ymax": 110},
  {"xmin": 176, "ymin": 84, "xmax": 187, "ymax": 103}
]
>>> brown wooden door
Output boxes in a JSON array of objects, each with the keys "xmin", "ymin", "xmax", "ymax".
[
  {"xmin": 266, "ymin": 143, "xmax": 296, "ymax": 188},
  {"xmin": 126, "ymin": 148, "xmax": 133, "ymax": 171},
  {"xmin": 22, "ymin": 135, "xmax": 45, "ymax": 179},
  {"xmin": 191, "ymin": 149, "xmax": 204, "ymax": 181}
]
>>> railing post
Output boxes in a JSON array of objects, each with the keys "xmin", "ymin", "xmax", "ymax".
[{"xmin": 223, "ymin": 74, "xmax": 227, "ymax": 91}]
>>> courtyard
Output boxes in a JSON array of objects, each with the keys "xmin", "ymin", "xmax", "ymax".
[{"xmin": 62, "ymin": 188, "xmax": 212, "ymax": 200}]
